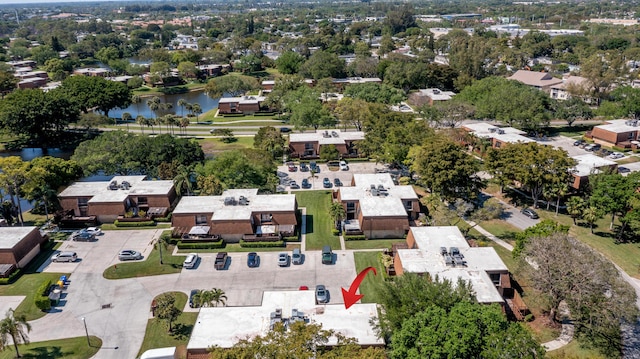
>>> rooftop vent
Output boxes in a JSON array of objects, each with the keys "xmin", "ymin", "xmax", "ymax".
[
  {"xmin": 323, "ymin": 131, "xmax": 331, "ymax": 138},
  {"xmin": 440, "ymin": 247, "xmax": 447, "ymax": 256},
  {"xmin": 107, "ymin": 180, "xmax": 118, "ymax": 190},
  {"xmin": 121, "ymin": 181, "xmax": 131, "ymax": 190},
  {"xmin": 224, "ymin": 197, "xmax": 237, "ymax": 206},
  {"xmin": 331, "ymin": 131, "xmax": 339, "ymax": 137},
  {"xmin": 238, "ymin": 195, "xmax": 250, "ymax": 205},
  {"xmin": 489, "ymin": 127, "xmax": 497, "ymax": 133},
  {"xmin": 497, "ymin": 129, "xmax": 505, "ymax": 134}
]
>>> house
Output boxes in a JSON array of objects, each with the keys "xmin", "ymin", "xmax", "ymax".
[
  {"xmin": 336, "ymin": 173, "xmax": 419, "ymax": 239},
  {"xmin": 462, "ymin": 122, "xmax": 534, "ymax": 148},
  {"xmin": 550, "ymin": 76, "xmax": 591, "ymax": 102},
  {"xmin": 330, "ymin": 77, "xmax": 381, "ymax": 92},
  {"xmin": 395, "ymin": 226, "xmax": 510, "ymax": 304},
  {"xmin": 409, "ymin": 88, "xmax": 456, "ymax": 107},
  {"xmin": 58, "ymin": 176, "xmax": 176, "ymax": 223},
  {"xmin": 261, "ymin": 80, "xmax": 275, "ymax": 92},
  {"xmin": 288, "ymin": 129, "xmax": 364, "ymax": 159},
  {"xmin": 570, "ymin": 154, "xmax": 617, "ymax": 190},
  {"xmin": 171, "ymin": 189, "xmax": 297, "ymax": 242},
  {"xmin": 217, "ymin": 95, "xmax": 266, "ymax": 115},
  {"xmin": 73, "ymin": 68, "xmax": 110, "ymax": 77},
  {"xmin": 186, "ymin": 290, "xmax": 383, "ymax": 358},
  {"xmin": 17, "ymin": 77, "xmax": 48, "ymax": 89},
  {"xmin": 0, "ymin": 227, "xmax": 47, "ymax": 277},
  {"xmin": 588, "ymin": 119, "xmax": 640, "ymax": 149},
  {"xmin": 508, "ymin": 70, "xmax": 563, "ymax": 92},
  {"xmin": 197, "ymin": 64, "xmax": 230, "ymax": 77}
]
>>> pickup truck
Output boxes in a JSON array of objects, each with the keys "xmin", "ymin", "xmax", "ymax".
[{"xmin": 214, "ymin": 252, "xmax": 228, "ymax": 270}]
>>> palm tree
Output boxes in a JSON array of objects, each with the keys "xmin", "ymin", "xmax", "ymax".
[
  {"xmin": 583, "ymin": 206, "xmax": 601, "ymax": 234},
  {"xmin": 131, "ymin": 94, "xmax": 142, "ymax": 114},
  {"xmin": 178, "ymin": 98, "xmax": 187, "ymax": 117},
  {"xmin": 566, "ymin": 196, "xmax": 585, "ymax": 225},
  {"xmin": 179, "ymin": 117, "xmax": 190, "ymax": 136},
  {"xmin": 329, "ymin": 202, "xmax": 346, "ymax": 230},
  {"xmin": 0, "ymin": 308, "xmax": 31, "ymax": 358},
  {"xmin": 185, "ymin": 102, "xmax": 193, "ymax": 117},
  {"xmin": 210, "ymin": 288, "xmax": 227, "ymax": 307},
  {"xmin": 122, "ymin": 112, "xmax": 132, "ymax": 131},
  {"xmin": 173, "ymin": 167, "xmax": 193, "ymax": 196},
  {"xmin": 192, "ymin": 103, "xmax": 202, "ymax": 122},
  {"xmin": 147, "ymin": 96, "xmax": 161, "ymax": 123},
  {"xmin": 193, "ymin": 290, "xmax": 214, "ymax": 308},
  {"xmin": 136, "ymin": 115, "xmax": 146, "ymax": 135}
]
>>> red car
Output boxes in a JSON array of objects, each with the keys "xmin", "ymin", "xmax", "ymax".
[{"xmin": 287, "ymin": 162, "xmax": 297, "ymax": 172}]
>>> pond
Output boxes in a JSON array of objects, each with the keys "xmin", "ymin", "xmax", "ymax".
[{"xmin": 109, "ymin": 90, "xmax": 220, "ymax": 119}]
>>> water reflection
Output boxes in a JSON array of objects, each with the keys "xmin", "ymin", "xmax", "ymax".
[{"xmin": 109, "ymin": 90, "xmax": 220, "ymax": 119}]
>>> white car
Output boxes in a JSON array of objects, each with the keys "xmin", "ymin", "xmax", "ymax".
[
  {"xmin": 609, "ymin": 152, "xmax": 625, "ymax": 159},
  {"xmin": 118, "ymin": 250, "xmax": 142, "ymax": 261},
  {"xmin": 339, "ymin": 160, "xmax": 349, "ymax": 171},
  {"xmin": 183, "ymin": 253, "xmax": 199, "ymax": 269},
  {"xmin": 84, "ymin": 227, "xmax": 102, "ymax": 236}
]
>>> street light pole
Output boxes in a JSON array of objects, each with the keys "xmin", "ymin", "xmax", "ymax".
[{"xmin": 82, "ymin": 317, "xmax": 90, "ymax": 346}]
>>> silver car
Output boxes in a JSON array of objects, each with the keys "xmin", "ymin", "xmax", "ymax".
[
  {"xmin": 277, "ymin": 253, "xmax": 289, "ymax": 267},
  {"xmin": 315, "ymin": 285, "xmax": 328, "ymax": 304},
  {"xmin": 118, "ymin": 250, "xmax": 142, "ymax": 261}
]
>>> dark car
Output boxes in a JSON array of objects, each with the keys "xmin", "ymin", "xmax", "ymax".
[
  {"xmin": 300, "ymin": 163, "xmax": 309, "ymax": 172},
  {"xmin": 310, "ymin": 161, "xmax": 318, "ymax": 172},
  {"xmin": 301, "ymin": 178, "xmax": 311, "ymax": 188},
  {"xmin": 333, "ymin": 178, "xmax": 342, "ymax": 187},
  {"xmin": 247, "ymin": 252, "xmax": 259, "ymax": 268},
  {"xmin": 279, "ymin": 127, "xmax": 291, "ymax": 133},
  {"xmin": 289, "ymin": 181, "xmax": 300, "ymax": 189},
  {"xmin": 189, "ymin": 289, "xmax": 200, "ymax": 308},
  {"xmin": 322, "ymin": 177, "xmax": 332, "ymax": 188},
  {"xmin": 619, "ymin": 166, "xmax": 631, "ymax": 173},
  {"xmin": 521, "ymin": 208, "xmax": 539, "ymax": 219},
  {"xmin": 574, "ymin": 139, "xmax": 585, "ymax": 146},
  {"xmin": 71, "ymin": 231, "xmax": 95, "ymax": 242}
]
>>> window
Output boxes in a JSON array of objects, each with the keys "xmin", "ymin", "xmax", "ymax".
[
  {"xmin": 138, "ymin": 197, "xmax": 148, "ymax": 205},
  {"xmin": 260, "ymin": 213, "xmax": 273, "ymax": 222},
  {"xmin": 489, "ymin": 273, "xmax": 501, "ymax": 286},
  {"xmin": 195, "ymin": 215, "xmax": 207, "ymax": 225},
  {"xmin": 77, "ymin": 198, "xmax": 89, "ymax": 207},
  {"xmin": 305, "ymin": 143, "xmax": 313, "ymax": 150},
  {"xmin": 404, "ymin": 200, "xmax": 413, "ymax": 211}
]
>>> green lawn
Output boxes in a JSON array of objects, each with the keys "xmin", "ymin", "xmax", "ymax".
[
  {"xmin": 353, "ymin": 251, "xmax": 386, "ymax": 304},
  {"xmin": 0, "ymin": 336, "xmax": 102, "ymax": 359},
  {"xmin": 345, "ymin": 239, "xmax": 406, "ymax": 250},
  {"xmin": 197, "ymin": 136, "xmax": 254, "ymax": 154},
  {"xmin": 478, "ymin": 219, "xmax": 521, "ymax": 242},
  {"xmin": 547, "ymin": 340, "xmax": 606, "ymax": 359},
  {"xmin": 137, "ymin": 292, "xmax": 197, "ymax": 358},
  {"xmin": 294, "ymin": 191, "xmax": 341, "ymax": 251},
  {"xmin": 103, "ymin": 245, "xmax": 186, "ymax": 279},
  {"xmin": 616, "ymin": 156, "xmax": 640, "ymax": 164},
  {"xmin": 176, "ymin": 243, "xmax": 300, "ymax": 254}
]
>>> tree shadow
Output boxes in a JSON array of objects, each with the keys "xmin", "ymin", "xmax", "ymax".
[
  {"xmin": 171, "ymin": 323, "xmax": 194, "ymax": 340},
  {"xmin": 593, "ymin": 231, "xmax": 615, "ymax": 239},
  {"xmin": 20, "ymin": 345, "xmax": 64, "ymax": 358},
  {"xmin": 305, "ymin": 215, "xmax": 314, "ymax": 234}
]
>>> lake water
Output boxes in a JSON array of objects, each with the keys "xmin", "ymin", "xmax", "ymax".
[{"xmin": 109, "ymin": 90, "xmax": 220, "ymax": 119}]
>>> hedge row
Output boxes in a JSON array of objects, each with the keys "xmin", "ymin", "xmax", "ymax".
[
  {"xmin": 35, "ymin": 280, "xmax": 52, "ymax": 311},
  {"xmin": 345, "ymin": 235, "xmax": 367, "ymax": 241},
  {"xmin": 239, "ymin": 240, "xmax": 285, "ymax": 248},
  {"xmin": 331, "ymin": 229, "xmax": 340, "ymax": 236},
  {"xmin": 283, "ymin": 236, "xmax": 299, "ymax": 242},
  {"xmin": 114, "ymin": 220, "xmax": 156, "ymax": 227},
  {"xmin": 154, "ymin": 213, "xmax": 172, "ymax": 222},
  {"xmin": 0, "ymin": 269, "xmax": 21, "ymax": 285},
  {"xmin": 177, "ymin": 240, "xmax": 225, "ymax": 250}
]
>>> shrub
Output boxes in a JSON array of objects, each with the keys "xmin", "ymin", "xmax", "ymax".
[
  {"xmin": 345, "ymin": 235, "xmax": 366, "ymax": 241},
  {"xmin": 177, "ymin": 240, "xmax": 225, "ymax": 250},
  {"xmin": 283, "ymin": 236, "xmax": 299, "ymax": 242},
  {"xmin": 524, "ymin": 313, "xmax": 534, "ymax": 322},
  {"xmin": 34, "ymin": 280, "xmax": 53, "ymax": 311},
  {"xmin": 239, "ymin": 240, "xmax": 285, "ymax": 248},
  {"xmin": 331, "ymin": 229, "xmax": 340, "ymax": 236},
  {"xmin": 0, "ymin": 269, "xmax": 21, "ymax": 285},
  {"xmin": 114, "ymin": 220, "xmax": 156, "ymax": 227},
  {"xmin": 154, "ymin": 213, "xmax": 172, "ymax": 222}
]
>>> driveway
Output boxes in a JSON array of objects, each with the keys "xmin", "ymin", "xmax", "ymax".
[
  {"xmin": 24, "ymin": 231, "xmax": 357, "ymax": 359},
  {"xmin": 278, "ymin": 162, "xmax": 379, "ymax": 191}
]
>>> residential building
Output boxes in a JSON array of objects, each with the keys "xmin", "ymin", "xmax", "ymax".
[
  {"xmin": 73, "ymin": 68, "xmax": 110, "ymax": 77},
  {"xmin": 409, "ymin": 88, "xmax": 456, "ymax": 107},
  {"xmin": 58, "ymin": 176, "xmax": 176, "ymax": 223},
  {"xmin": 336, "ymin": 173, "xmax": 419, "ymax": 239},
  {"xmin": 395, "ymin": 226, "xmax": 510, "ymax": 304},
  {"xmin": 288, "ymin": 129, "xmax": 364, "ymax": 159},
  {"xmin": 550, "ymin": 76, "xmax": 591, "ymax": 102},
  {"xmin": 171, "ymin": 189, "xmax": 297, "ymax": 242},
  {"xmin": 462, "ymin": 122, "xmax": 534, "ymax": 148},
  {"xmin": 508, "ymin": 70, "xmax": 563, "ymax": 92},
  {"xmin": 186, "ymin": 290, "xmax": 383, "ymax": 358},
  {"xmin": 197, "ymin": 64, "xmax": 230, "ymax": 77},
  {"xmin": 588, "ymin": 119, "xmax": 640, "ymax": 149},
  {"xmin": 0, "ymin": 227, "xmax": 47, "ymax": 277},
  {"xmin": 217, "ymin": 95, "xmax": 266, "ymax": 115},
  {"xmin": 330, "ymin": 77, "xmax": 381, "ymax": 92},
  {"xmin": 570, "ymin": 154, "xmax": 617, "ymax": 190}
]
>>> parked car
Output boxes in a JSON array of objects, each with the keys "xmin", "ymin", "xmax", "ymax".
[
  {"xmin": 279, "ymin": 127, "xmax": 291, "ymax": 133},
  {"xmin": 309, "ymin": 161, "xmax": 318, "ymax": 172},
  {"xmin": 118, "ymin": 250, "xmax": 142, "ymax": 261},
  {"xmin": 71, "ymin": 231, "xmax": 95, "ymax": 242},
  {"xmin": 322, "ymin": 245, "xmax": 333, "ymax": 264},
  {"xmin": 289, "ymin": 181, "xmax": 300, "ymax": 189},
  {"xmin": 299, "ymin": 285, "xmax": 309, "ymax": 291},
  {"xmin": 573, "ymin": 139, "xmax": 585, "ymax": 146},
  {"xmin": 189, "ymin": 289, "xmax": 199, "ymax": 308},
  {"xmin": 183, "ymin": 253, "xmax": 199, "ymax": 269},
  {"xmin": 247, "ymin": 252, "xmax": 259, "ymax": 268},
  {"xmin": 292, "ymin": 248, "xmax": 302, "ymax": 265},
  {"xmin": 333, "ymin": 178, "xmax": 342, "ymax": 187},
  {"xmin": 619, "ymin": 166, "xmax": 631, "ymax": 173},
  {"xmin": 84, "ymin": 227, "xmax": 102, "ymax": 236},
  {"xmin": 300, "ymin": 163, "xmax": 309, "ymax": 172},
  {"xmin": 215, "ymin": 252, "xmax": 228, "ymax": 270},
  {"xmin": 322, "ymin": 177, "xmax": 332, "ymax": 188},
  {"xmin": 585, "ymin": 144, "xmax": 601, "ymax": 152},
  {"xmin": 579, "ymin": 142, "xmax": 588, "ymax": 149},
  {"xmin": 278, "ymin": 252, "xmax": 290, "ymax": 267},
  {"xmin": 339, "ymin": 160, "xmax": 349, "ymax": 171},
  {"xmin": 51, "ymin": 251, "xmax": 77, "ymax": 263},
  {"xmin": 521, "ymin": 208, "xmax": 539, "ymax": 219},
  {"xmin": 287, "ymin": 162, "xmax": 297, "ymax": 172},
  {"xmin": 609, "ymin": 152, "xmax": 625, "ymax": 159},
  {"xmin": 315, "ymin": 285, "xmax": 328, "ymax": 304},
  {"xmin": 301, "ymin": 179, "xmax": 311, "ymax": 189}
]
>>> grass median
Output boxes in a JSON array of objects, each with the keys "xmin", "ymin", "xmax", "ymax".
[
  {"xmin": 103, "ymin": 245, "xmax": 186, "ymax": 279},
  {"xmin": 353, "ymin": 251, "xmax": 387, "ymax": 304},
  {"xmin": 0, "ymin": 336, "xmax": 102, "ymax": 359},
  {"xmin": 294, "ymin": 191, "xmax": 341, "ymax": 251},
  {"xmin": 344, "ymin": 239, "xmax": 406, "ymax": 250}
]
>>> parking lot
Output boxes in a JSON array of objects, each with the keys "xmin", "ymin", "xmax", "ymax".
[{"xmin": 277, "ymin": 161, "xmax": 379, "ymax": 191}]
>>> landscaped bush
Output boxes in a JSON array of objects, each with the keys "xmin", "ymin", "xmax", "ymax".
[
  {"xmin": 331, "ymin": 229, "xmax": 340, "ymax": 236},
  {"xmin": 0, "ymin": 269, "xmax": 21, "ymax": 285},
  {"xmin": 221, "ymin": 113, "xmax": 245, "ymax": 117},
  {"xmin": 34, "ymin": 280, "xmax": 52, "ymax": 311},
  {"xmin": 239, "ymin": 240, "xmax": 285, "ymax": 248},
  {"xmin": 283, "ymin": 236, "xmax": 299, "ymax": 242},
  {"xmin": 612, "ymin": 146, "xmax": 626, "ymax": 152},
  {"xmin": 345, "ymin": 235, "xmax": 366, "ymax": 241},
  {"xmin": 154, "ymin": 213, "xmax": 172, "ymax": 222},
  {"xmin": 114, "ymin": 220, "xmax": 156, "ymax": 227},
  {"xmin": 177, "ymin": 240, "xmax": 225, "ymax": 250}
]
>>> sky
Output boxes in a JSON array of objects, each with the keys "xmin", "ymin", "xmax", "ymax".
[{"xmin": 0, "ymin": 0, "xmax": 127, "ymax": 4}]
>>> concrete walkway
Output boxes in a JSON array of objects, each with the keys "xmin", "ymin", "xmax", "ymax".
[{"xmin": 299, "ymin": 207, "xmax": 307, "ymax": 252}]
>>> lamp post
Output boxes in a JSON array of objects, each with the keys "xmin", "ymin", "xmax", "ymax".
[{"xmin": 82, "ymin": 317, "xmax": 90, "ymax": 346}]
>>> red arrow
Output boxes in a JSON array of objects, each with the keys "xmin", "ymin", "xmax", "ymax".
[{"xmin": 341, "ymin": 266, "xmax": 377, "ymax": 309}]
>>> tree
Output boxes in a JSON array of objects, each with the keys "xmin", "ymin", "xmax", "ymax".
[
  {"xmin": 0, "ymin": 70, "xmax": 17, "ymax": 97},
  {"xmin": 136, "ymin": 115, "xmax": 147, "ymax": 135},
  {"xmin": 211, "ymin": 128, "xmax": 236, "ymax": 143},
  {"xmin": 177, "ymin": 61, "xmax": 198, "ymax": 79},
  {"xmin": 589, "ymin": 172, "xmax": 638, "ymax": 231},
  {"xmin": 566, "ymin": 196, "xmax": 585, "ymax": 225},
  {"xmin": 319, "ymin": 144, "xmax": 340, "ymax": 162},
  {"xmin": 298, "ymin": 50, "xmax": 346, "ymax": 79},
  {"xmin": 582, "ymin": 206, "xmax": 601, "ymax": 234},
  {"xmin": 385, "ymin": 4, "xmax": 416, "ymax": 34},
  {"xmin": 332, "ymin": 98, "xmax": 371, "ymax": 131},
  {"xmin": 31, "ymin": 45, "xmax": 58, "ymax": 66},
  {"xmin": 524, "ymin": 233, "xmax": 638, "ymax": 357},
  {"xmin": 0, "ymin": 157, "xmax": 29, "ymax": 225},
  {"xmin": 580, "ymin": 52, "xmax": 626, "ymax": 104},
  {"xmin": 154, "ymin": 293, "xmax": 181, "ymax": 332},
  {"xmin": 172, "ymin": 166, "xmax": 193, "ymax": 196},
  {"xmin": 58, "ymin": 76, "xmax": 131, "ymax": 117},
  {"xmin": 275, "ymin": 51, "xmax": 305, "ymax": 74},
  {"xmin": 418, "ymin": 100, "xmax": 475, "ymax": 128},
  {"xmin": 196, "ymin": 174, "xmax": 223, "ymax": 195},
  {"xmin": 343, "ymin": 82, "xmax": 405, "ymax": 105},
  {"xmin": 210, "ymin": 288, "xmax": 227, "ymax": 307},
  {"xmin": 602, "ymin": 85, "xmax": 640, "ymax": 120},
  {"xmin": 0, "ymin": 89, "xmax": 78, "ymax": 148},
  {"xmin": 553, "ymin": 97, "xmax": 593, "ymax": 126},
  {"xmin": 513, "ymin": 219, "xmax": 569, "ymax": 258},
  {"xmin": 150, "ymin": 61, "xmax": 171, "ymax": 78},
  {"xmin": 408, "ymin": 138, "xmax": 484, "ymax": 202},
  {"xmin": 284, "ymin": 87, "xmax": 335, "ymax": 130},
  {"xmin": 121, "ymin": 112, "xmax": 132, "ymax": 131},
  {"xmin": 329, "ymin": 202, "xmax": 346, "ymax": 229},
  {"xmin": 0, "ymin": 308, "xmax": 31, "ymax": 358},
  {"xmin": 253, "ymin": 126, "xmax": 285, "ymax": 159},
  {"xmin": 194, "ymin": 149, "xmax": 278, "ymax": 193},
  {"xmin": 484, "ymin": 142, "xmax": 576, "ymax": 208},
  {"xmin": 236, "ymin": 54, "xmax": 263, "ymax": 74},
  {"xmin": 205, "ymin": 75, "xmax": 259, "ymax": 98}
]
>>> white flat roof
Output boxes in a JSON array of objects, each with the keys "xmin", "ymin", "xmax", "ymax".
[
  {"xmin": 0, "ymin": 227, "xmax": 37, "ymax": 249},
  {"xmin": 595, "ymin": 119, "xmax": 640, "ymax": 134},
  {"xmin": 571, "ymin": 154, "xmax": 617, "ymax": 177},
  {"xmin": 289, "ymin": 130, "xmax": 365, "ymax": 146},
  {"xmin": 219, "ymin": 95, "xmax": 266, "ymax": 104},
  {"xmin": 397, "ymin": 226, "xmax": 507, "ymax": 303},
  {"xmin": 140, "ymin": 347, "xmax": 176, "ymax": 359},
  {"xmin": 187, "ymin": 291, "xmax": 383, "ymax": 350},
  {"xmin": 463, "ymin": 122, "xmax": 533, "ymax": 143},
  {"xmin": 173, "ymin": 189, "xmax": 296, "ymax": 220},
  {"xmin": 339, "ymin": 174, "xmax": 417, "ymax": 217},
  {"xmin": 419, "ymin": 88, "xmax": 456, "ymax": 101},
  {"xmin": 58, "ymin": 176, "xmax": 174, "ymax": 203}
]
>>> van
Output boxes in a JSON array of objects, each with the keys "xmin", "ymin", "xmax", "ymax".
[
  {"xmin": 292, "ymin": 248, "xmax": 302, "ymax": 265},
  {"xmin": 321, "ymin": 245, "xmax": 332, "ymax": 265},
  {"xmin": 52, "ymin": 251, "xmax": 77, "ymax": 263}
]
